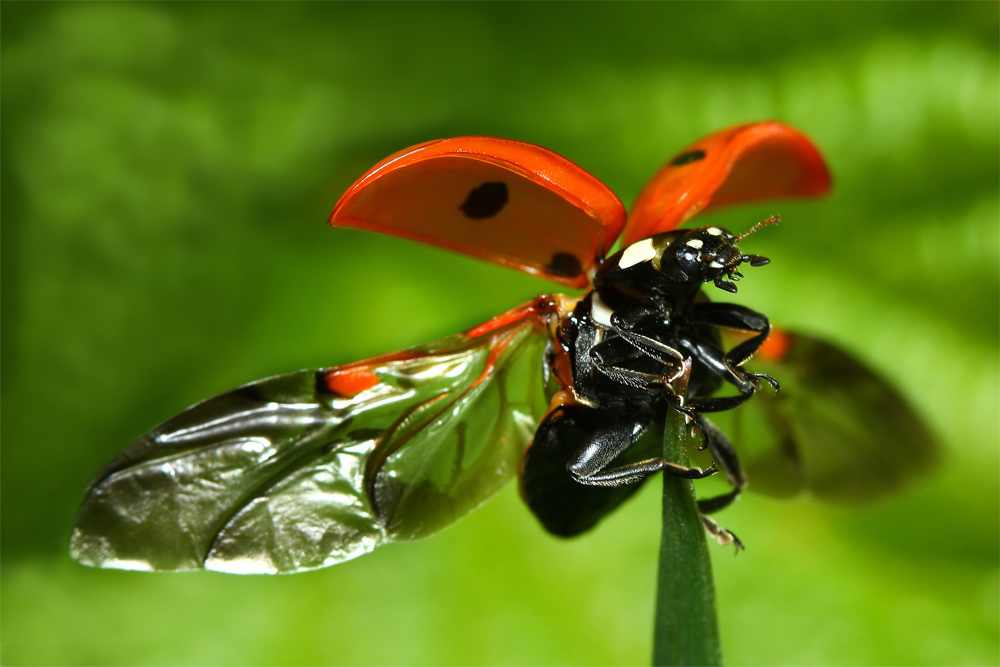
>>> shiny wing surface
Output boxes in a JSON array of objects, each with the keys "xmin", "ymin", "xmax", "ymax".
[
  {"xmin": 71, "ymin": 300, "xmax": 556, "ymax": 574},
  {"xmin": 330, "ymin": 137, "xmax": 626, "ymax": 288},
  {"xmin": 623, "ymin": 122, "xmax": 832, "ymax": 245},
  {"xmin": 711, "ymin": 330, "xmax": 938, "ymax": 501}
]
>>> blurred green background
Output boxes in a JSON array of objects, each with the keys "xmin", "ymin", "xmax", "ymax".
[{"xmin": 2, "ymin": 3, "xmax": 997, "ymax": 665}]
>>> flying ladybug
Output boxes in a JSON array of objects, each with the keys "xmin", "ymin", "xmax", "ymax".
[{"xmin": 70, "ymin": 122, "xmax": 936, "ymax": 574}]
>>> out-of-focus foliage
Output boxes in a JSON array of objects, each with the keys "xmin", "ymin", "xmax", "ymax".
[{"xmin": 2, "ymin": 3, "xmax": 996, "ymax": 665}]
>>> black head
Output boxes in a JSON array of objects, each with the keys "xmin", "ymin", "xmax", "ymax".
[
  {"xmin": 669, "ymin": 218, "xmax": 776, "ymax": 292},
  {"xmin": 603, "ymin": 216, "xmax": 777, "ymax": 292},
  {"xmin": 615, "ymin": 217, "xmax": 776, "ymax": 293}
]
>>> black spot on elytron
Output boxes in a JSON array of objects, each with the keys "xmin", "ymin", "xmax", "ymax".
[
  {"xmin": 546, "ymin": 252, "xmax": 583, "ymax": 277},
  {"xmin": 460, "ymin": 182, "xmax": 508, "ymax": 219},
  {"xmin": 669, "ymin": 149, "xmax": 706, "ymax": 166}
]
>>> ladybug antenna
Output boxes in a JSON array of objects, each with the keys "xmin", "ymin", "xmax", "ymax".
[{"xmin": 737, "ymin": 215, "xmax": 780, "ymax": 242}]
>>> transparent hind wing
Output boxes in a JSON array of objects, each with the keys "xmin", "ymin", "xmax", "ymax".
[
  {"xmin": 713, "ymin": 330, "xmax": 938, "ymax": 501},
  {"xmin": 71, "ymin": 300, "xmax": 557, "ymax": 574}
]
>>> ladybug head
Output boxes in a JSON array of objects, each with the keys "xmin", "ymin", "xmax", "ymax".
[
  {"xmin": 659, "ymin": 217, "xmax": 777, "ymax": 292},
  {"xmin": 606, "ymin": 216, "xmax": 777, "ymax": 292}
]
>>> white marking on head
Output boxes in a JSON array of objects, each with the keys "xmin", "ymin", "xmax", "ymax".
[
  {"xmin": 618, "ymin": 238, "xmax": 657, "ymax": 269},
  {"xmin": 685, "ymin": 238, "xmax": 704, "ymax": 249},
  {"xmin": 709, "ymin": 260, "xmax": 724, "ymax": 268},
  {"xmin": 706, "ymin": 227, "xmax": 724, "ymax": 236},
  {"xmin": 591, "ymin": 293, "xmax": 614, "ymax": 328}
]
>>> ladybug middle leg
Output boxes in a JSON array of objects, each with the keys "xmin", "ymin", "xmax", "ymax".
[
  {"xmin": 672, "ymin": 303, "xmax": 780, "ymax": 414},
  {"xmin": 689, "ymin": 302, "xmax": 773, "ymax": 367},
  {"xmin": 580, "ymin": 335, "xmax": 716, "ymax": 486},
  {"xmin": 593, "ymin": 307, "xmax": 750, "ymax": 523},
  {"xmin": 602, "ymin": 304, "xmax": 772, "ymax": 413}
]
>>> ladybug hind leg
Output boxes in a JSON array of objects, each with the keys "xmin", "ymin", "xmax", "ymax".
[
  {"xmin": 521, "ymin": 404, "xmax": 658, "ymax": 537},
  {"xmin": 702, "ymin": 515, "xmax": 744, "ymax": 551},
  {"xmin": 566, "ymin": 406, "xmax": 716, "ymax": 487},
  {"xmin": 693, "ymin": 414, "xmax": 747, "ymax": 552},
  {"xmin": 662, "ymin": 395, "xmax": 748, "ymax": 551}
]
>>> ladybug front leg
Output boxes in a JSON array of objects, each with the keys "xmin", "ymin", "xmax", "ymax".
[
  {"xmin": 603, "ymin": 305, "xmax": 774, "ymax": 404},
  {"xmin": 673, "ymin": 329, "xmax": 778, "ymax": 414},
  {"xmin": 671, "ymin": 331, "xmax": 761, "ymax": 413},
  {"xmin": 688, "ymin": 302, "xmax": 779, "ymax": 384},
  {"xmin": 605, "ymin": 306, "xmax": 688, "ymax": 368}
]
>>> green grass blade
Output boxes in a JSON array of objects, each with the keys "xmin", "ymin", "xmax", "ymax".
[{"xmin": 652, "ymin": 402, "xmax": 722, "ymax": 667}]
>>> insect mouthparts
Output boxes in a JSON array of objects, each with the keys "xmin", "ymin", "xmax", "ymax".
[{"xmin": 714, "ymin": 278, "xmax": 738, "ymax": 293}]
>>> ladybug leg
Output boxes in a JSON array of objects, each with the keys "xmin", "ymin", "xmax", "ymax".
[
  {"xmin": 702, "ymin": 515, "xmax": 744, "ymax": 551},
  {"xmin": 607, "ymin": 309, "xmax": 690, "ymax": 369},
  {"xmin": 591, "ymin": 316, "xmax": 716, "ymax": 445},
  {"xmin": 606, "ymin": 306, "xmax": 772, "ymax": 408},
  {"xmin": 673, "ymin": 328, "xmax": 777, "ymax": 413},
  {"xmin": 589, "ymin": 336, "xmax": 717, "ymax": 449},
  {"xmin": 672, "ymin": 329, "xmax": 757, "ymax": 411},
  {"xmin": 591, "ymin": 308, "xmax": 700, "ymax": 406},
  {"xmin": 688, "ymin": 302, "xmax": 780, "ymax": 390},
  {"xmin": 689, "ymin": 415, "xmax": 746, "ymax": 552},
  {"xmin": 604, "ymin": 305, "xmax": 770, "ymax": 403},
  {"xmin": 693, "ymin": 415, "xmax": 747, "ymax": 508},
  {"xmin": 589, "ymin": 341, "xmax": 685, "ymax": 392},
  {"xmin": 522, "ymin": 404, "xmax": 656, "ymax": 537},
  {"xmin": 567, "ymin": 410, "xmax": 717, "ymax": 487}
]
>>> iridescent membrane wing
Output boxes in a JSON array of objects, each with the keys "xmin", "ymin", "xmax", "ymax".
[
  {"xmin": 623, "ymin": 122, "xmax": 832, "ymax": 245},
  {"xmin": 329, "ymin": 137, "xmax": 626, "ymax": 288},
  {"xmin": 71, "ymin": 299, "xmax": 560, "ymax": 574},
  {"xmin": 709, "ymin": 330, "xmax": 938, "ymax": 501}
]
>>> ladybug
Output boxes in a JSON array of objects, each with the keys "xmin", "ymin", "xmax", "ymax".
[{"xmin": 70, "ymin": 122, "xmax": 935, "ymax": 574}]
